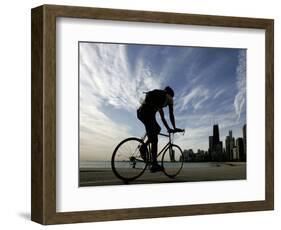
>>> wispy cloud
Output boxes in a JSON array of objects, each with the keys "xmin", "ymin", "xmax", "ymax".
[
  {"xmin": 234, "ymin": 50, "xmax": 246, "ymax": 121},
  {"xmin": 213, "ymin": 88, "xmax": 225, "ymax": 99},
  {"xmin": 177, "ymin": 86, "xmax": 209, "ymax": 112}
]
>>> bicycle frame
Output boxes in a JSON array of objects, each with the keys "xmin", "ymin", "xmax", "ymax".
[{"xmin": 141, "ymin": 132, "xmax": 174, "ymax": 161}]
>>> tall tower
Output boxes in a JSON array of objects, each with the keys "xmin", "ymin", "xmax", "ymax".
[
  {"xmin": 225, "ymin": 134, "xmax": 231, "ymax": 161},
  {"xmin": 213, "ymin": 124, "xmax": 220, "ymax": 145},
  {"xmin": 236, "ymin": 138, "xmax": 245, "ymax": 161},
  {"xmin": 229, "ymin": 130, "xmax": 235, "ymax": 161},
  {"xmin": 212, "ymin": 124, "xmax": 222, "ymax": 161}
]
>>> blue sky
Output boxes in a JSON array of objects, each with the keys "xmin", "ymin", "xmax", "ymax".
[{"xmin": 79, "ymin": 42, "xmax": 246, "ymax": 161}]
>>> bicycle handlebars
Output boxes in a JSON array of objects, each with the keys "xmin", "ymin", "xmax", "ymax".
[
  {"xmin": 159, "ymin": 128, "xmax": 185, "ymax": 137},
  {"xmin": 168, "ymin": 128, "xmax": 185, "ymax": 133}
]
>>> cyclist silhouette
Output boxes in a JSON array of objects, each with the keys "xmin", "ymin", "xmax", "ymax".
[{"xmin": 137, "ymin": 86, "xmax": 182, "ymax": 173}]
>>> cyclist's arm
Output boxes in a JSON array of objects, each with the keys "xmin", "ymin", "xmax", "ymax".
[
  {"xmin": 159, "ymin": 108, "xmax": 171, "ymax": 131},
  {"xmin": 168, "ymin": 104, "xmax": 176, "ymax": 129}
]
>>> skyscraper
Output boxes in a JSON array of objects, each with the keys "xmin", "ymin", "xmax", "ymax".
[
  {"xmin": 212, "ymin": 124, "xmax": 223, "ymax": 161},
  {"xmin": 225, "ymin": 136, "xmax": 231, "ymax": 161},
  {"xmin": 213, "ymin": 124, "xmax": 220, "ymax": 145},
  {"xmin": 236, "ymin": 138, "xmax": 245, "ymax": 161},
  {"xmin": 225, "ymin": 130, "xmax": 235, "ymax": 161}
]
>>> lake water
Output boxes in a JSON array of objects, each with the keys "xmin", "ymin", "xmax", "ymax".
[{"xmin": 80, "ymin": 161, "xmax": 225, "ymax": 169}]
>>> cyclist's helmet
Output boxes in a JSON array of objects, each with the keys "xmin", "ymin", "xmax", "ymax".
[{"xmin": 164, "ymin": 86, "xmax": 174, "ymax": 97}]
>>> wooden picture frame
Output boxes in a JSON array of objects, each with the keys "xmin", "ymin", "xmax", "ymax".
[{"xmin": 31, "ymin": 4, "xmax": 274, "ymax": 225}]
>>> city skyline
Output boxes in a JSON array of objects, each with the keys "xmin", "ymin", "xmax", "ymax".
[
  {"xmin": 79, "ymin": 42, "xmax": 246, "ymax": 162},
  {"xmin": 183, "ymin": 123, "xmax": 246, "ymax": 153},
  {"xmin": 182, "ymin": 123, "xmax": 246, "ymax": 163}
]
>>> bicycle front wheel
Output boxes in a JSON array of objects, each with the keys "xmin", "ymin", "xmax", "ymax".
[
  {"xmin": 111, "ymin": 137, "xmax": 148, "ymax": 182},
  {"xmin": 161, "ymin": 144, "xmax": 184, "ymax": 178}
]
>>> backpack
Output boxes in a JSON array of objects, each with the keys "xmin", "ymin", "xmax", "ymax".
[{"xmin": 144, "ymin": 89, "xmax": 167, "ymax": 109}]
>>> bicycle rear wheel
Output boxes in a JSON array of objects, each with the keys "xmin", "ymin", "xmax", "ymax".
[
  {"xmin": 111, "ymin": 137, "xmax": 148, "ymax": 182},
  {"xmin": 161, "ymin": 144, "xmax": 184, "ymax": 178}
]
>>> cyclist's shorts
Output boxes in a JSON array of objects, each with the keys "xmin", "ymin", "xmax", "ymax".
[{"xmin": 137, "ymin": 106, "xmax": 161, "ymax": 143}]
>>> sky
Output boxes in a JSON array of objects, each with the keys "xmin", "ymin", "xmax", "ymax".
[{"xmin": 79, "ymin": 42, "xmax": 246, "ymax": 162}]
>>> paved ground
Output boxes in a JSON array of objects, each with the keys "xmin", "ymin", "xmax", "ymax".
[{"xmin": 79, "ymin": 162, "xmax": 246, "ymax": 187}]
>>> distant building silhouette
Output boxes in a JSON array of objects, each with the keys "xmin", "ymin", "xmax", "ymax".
[
  {"xmin": 213, "ymin": 124, "xmax": 220, "ymax": 144},
  {"xmin": 236, "ymin": 137, "xmax": 245, "ymax": 161},
  {"xmin": 210, "ymin": 124, "xmax": 223, "ymax": 161},
  {"xmin": 243, "ymin": 124, "xmax": 246, "ymax": 160},
  {"xmin": 225, "ymin": 130, "xmax": 235, "ymax": 161},
  {"xmin": 183, "ymin": 149, "xmax": 193, "ymax": 162},
  {"xmin": 232, "ymin": 146, "xmax": 238, "ymax": 160}
]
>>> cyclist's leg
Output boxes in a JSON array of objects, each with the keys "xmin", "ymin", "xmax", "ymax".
[
  {"xmin": 137, "ymin": 107, "xmax": 154, "ymax": 157},
  {"xmin": 150, "ymin": 140, "xmax": 158, "ymax": 164},
  {"xmin": 137, "ymin": 107, "xmax": 161, "ymax": 166},
  {"xmin": 148, "ymin": 119, "xmax": 165, "ymax": 172},
  {"xmin": 149, "ymin": 135, "xmax": 164, "ymax": 172},
  {"xmin": 147, "ymin": 120, "xmax": 161, "ymax": 165}
]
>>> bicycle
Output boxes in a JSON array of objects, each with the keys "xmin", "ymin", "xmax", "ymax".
[{"xmin": 111, "ymin": 129, "xmax": 185, "ymax": 183}]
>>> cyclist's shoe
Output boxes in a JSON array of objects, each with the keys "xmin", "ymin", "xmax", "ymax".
[
  {"xmin": 150, "ymin": 163, "xmax": 164, "ymax": 173},
  {"xmin": 139, "ymin": 144, "xmax": 147, "ymax": 162}
]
